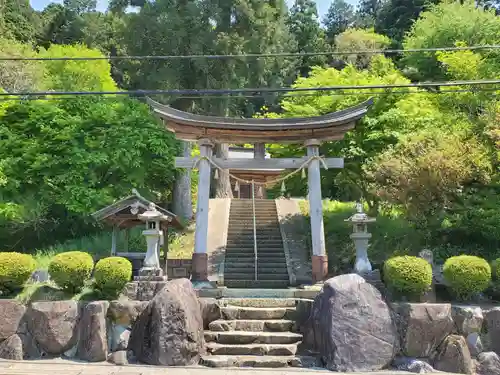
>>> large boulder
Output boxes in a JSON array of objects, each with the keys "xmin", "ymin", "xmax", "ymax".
[
  {"xmin": 476, "ymin": 352, "xmax": 500, "ymax": 375},
  {"xmin": 484, "ymin": 308, "xmax": 500, "ymax": 353},
  {"xmin": 0, "ymin": 300, "xmax": 26, "ymax": 340},
  {"xmin": 26, "ymin": 301, "xmax": 79, "ymax": 355},
  {"xmin": 128, "ymin": 278, "xmax": 205, "ymax": 366},
  {"xmin": 393, "ymin": 303, "xmax": 454, "ymax": 357},
  {"xmin": 310, "ymin": 274, "xmax": 398, "ymax": 372},
  {"xmin": 77, "ymin": 301, "xmax": 109, "ymax": 362},
  {"xmin": 199, "ymin": 298, "xmax": 221, "ymax": 330},
  {"xmin": 452, "ymin": 306, "xmax": 483, "ymax": 336},
  {"xmin": 433, "ymin": 335, "xmax": 474, "ymax": 374}
]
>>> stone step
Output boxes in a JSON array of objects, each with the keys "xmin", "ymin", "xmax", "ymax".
[
  {"xmin": 224, "ymin": 256, "xmax": 286, "ymax": 263},
  {"xmin": 209, "ymin": 319, "xmax": 295, "ymax": 332},
  {"xmin": 224, "ymin": 250, "xmax": 285, "ymax": 257},
  {"xmin": 224, "ymin": 273, "xmax": 289, "ymax": 281},
  {"xmin": 224, "ymin": 262, "xmax": 286, "ymax": 269},
  {"xmin": 221, "ymin": 305, "xmax": 294, "ymax": 320},
  {"xmin": 224, "ymin": 280, "xmax": 291, "ymax": 289},
  {"xmin": 205, "ymin": 331, "xmax": 302, "ymax": 345},
  {"xmin": 201, "ymin": 355, "xmax": 318, "ymax": 368},
  {"xmin": 220, "ymin": 298, "xmax": 300, "ymax": 308},
  {"xmin": 224, "ymin": 266, "xmax": 288, "ymax": 274},
  {"xmin": 226, "ymin": 240, "xmax": 284, "ymax": 246},
  {"xmin": 229, "ymin": 213, "xmax": 278, "ymax": 218},
  {"xmin": 206, "ymin": 343, "xmax": 298, "ymax": 356}
]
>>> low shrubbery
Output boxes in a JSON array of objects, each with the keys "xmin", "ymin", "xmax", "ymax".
[
  {"xmin": 48, "ymin": 251, "xmax": 94, "ymax": 293},
  {"xmin": 443, "ymin": 255, "xmax": 491, "ymax": 300},
  {"xmin": 0, "ymin": 252, "xmax": 36, "ymax": 294},
  {"xmin": 383, "ymin": 255, "xmax": 433, "ymax": 300},
  {"xmin": 94, "ymin": 256, "xmax": 132, "ymax": 298}
]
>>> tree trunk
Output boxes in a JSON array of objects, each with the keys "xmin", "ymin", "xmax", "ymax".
[
  {"xmin": 172, "ymin": 141, "xmax": 193, "ymax": 222},
  {"xmin": 213, "ymin": 143, "xmax": 233, "ymax": 198}
]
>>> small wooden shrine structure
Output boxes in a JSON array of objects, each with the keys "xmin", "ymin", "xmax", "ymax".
[
  {"xmin": 147, "ymin": 97, "xmax": 373, "ymax": 284},
  {"xmin": 92, "ymin": 190, "xmax": 183, "ymax": 273}
]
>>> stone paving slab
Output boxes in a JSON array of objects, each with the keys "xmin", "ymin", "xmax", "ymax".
[{"xmin": 0, "ymin": 360, "xmax": 453, "ymax": 375}]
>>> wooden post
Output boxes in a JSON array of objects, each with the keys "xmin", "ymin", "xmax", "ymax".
[
  {"xmin": 123, "ymin": 229, "xmax": 129, "ymax": 253},
  {"xmin": 192, "ymin": 139, "xmax": 213, "ymax": 282},
  {"xmin": 111, "ymin": 225, "xmax": 118, "ymax": 256},
  {"xmin": 305, "ymin": 139, "xmax": 328, "ymax": 283}
]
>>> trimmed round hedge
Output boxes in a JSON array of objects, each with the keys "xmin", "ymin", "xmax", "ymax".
[
  {"xmin": 94, "ymin": 257, "xmax": 132, "ymax": 297},
  {"xmin": 0, "ymin": 252, "xmax": 36, "ymax": 293},
  {"xmin": 48, "ymin": 251, "xmax": 94, "ymax": 292},
  {"xmin": 492, "ymin": 258, "xmax": 500, "ymax": 281},
  {"xmin": 443, "ymin": 255, "xmax": 491, "ymax": 300},
  {"xmin": 383, "ymin": 255, "xmax": 433, "ymax": 298}
]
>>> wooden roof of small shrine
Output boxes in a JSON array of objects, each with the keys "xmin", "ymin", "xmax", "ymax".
[
  {"xmin": 92, "ymin": 191, "xmax": 183, "ymax": 229},
  {"xmin": 147, "ymin": 97, "xmax": 374, "ymax": 143}
]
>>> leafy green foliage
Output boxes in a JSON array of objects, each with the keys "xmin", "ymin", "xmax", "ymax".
[
  {"xmin": 443, "ymin": 255, "xmax": 491, "ymax": 300},
  {"xmin": 0, "ymin": 252, "xmax": 36, "ymax": 294},
  {"xmin": 383, "ymin": 255, "xmax": 433, "ymax": 299},
  {"xmin": 48, "ymin": 251, "xmax": 94, "ymax": 292},
  {"xmin": 94, "ymin": 256, "xmax": 132, "ymax": 298},
  {"xmin": 323, "ymin": 0, "xmax": 355, "ymax": 42},
  {"xmin": 403, "ymin": 0, "xmax": 500, "ymax": 80},
  {"xmin": 334, "ymin": 28, "xmax": 391, "ymax": 68}
]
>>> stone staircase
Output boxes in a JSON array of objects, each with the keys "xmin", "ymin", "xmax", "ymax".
[
  {"xmin": 202, "ymin": 298, "xmax": 314, "ymax": 368},
  {"xmin": 224, "ymin": 199, "xmax": 290, "ymax": 288}
]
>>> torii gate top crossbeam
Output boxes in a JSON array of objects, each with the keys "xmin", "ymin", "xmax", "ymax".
[{"xmin": 147, "ymin": 97, "xmax": 374, "ymax": 143}]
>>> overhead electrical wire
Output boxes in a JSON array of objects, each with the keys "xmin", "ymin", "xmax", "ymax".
[
  {"xmin": 0, "ymin": 87, "xmax": 497, "ymax": 102},
  {"xmin": 1, "ymin": 79, "xmax": 499, "ymax": 98},
  {"xmin": 1, "ymin": 45, "xmax": 500, "ymax": 61}
]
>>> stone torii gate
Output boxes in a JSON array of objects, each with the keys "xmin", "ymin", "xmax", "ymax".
[{"xmin": 147, "ymin": 98, "xmax": 373, "ymax": 285}]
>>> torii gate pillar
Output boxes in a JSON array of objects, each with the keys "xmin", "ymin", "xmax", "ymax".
[
  {"xmin": 305, "ymin": 139, "xmax": 328, "ymax": 283},
  {"xmin": 191, "ymin": 138, "xmax": 213, "ymax": 284}
]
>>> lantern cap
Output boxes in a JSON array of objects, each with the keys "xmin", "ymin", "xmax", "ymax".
[
  {"xmin": 138, "ymin": 203, "xmax": 168, "ymax": 221},
  {"xmin": 344, "ymin": 202, "xmax": 376, "ymax": 223}
]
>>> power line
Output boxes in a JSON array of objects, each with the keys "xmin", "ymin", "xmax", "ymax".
[
  {"xmin": 1, "ymin": 45, "xmax": 500, "ymax": 61},
  {"xmin": 0, "ymin": 87, "xmax": 497, "ymax": 102},
  {"xmin": 1, "ymin": 79, "xmax": 498, "ymax": 97}
]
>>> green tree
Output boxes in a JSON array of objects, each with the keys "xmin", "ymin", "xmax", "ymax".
[
  {"xmin": 323, "ymin": 0, "xmax": 355, "ymax": 42},
  {"xmin": 355, "ymin": 0, "xmax": 382, "ymax": 28},
  {"xmin": 287, "ymin": 0, "xmax": 330, "ymax": 77},
  {"xmin": 0, "ymin": 97, "xmax": 179, "ymax": 250},
  {"xmin": 402, "ymin": 0, "xmax": 500, "ymax": 80},
  {"xmin": 0, "ymin": 0, "xmax": 40, "ymax": 44},
  {"xmin": 334, "ymin": 28, "xmax": 391, "ymax": 69},
  {"xmin": 375, "ymin": 0, "xmax": 439, "ymax": 47}
]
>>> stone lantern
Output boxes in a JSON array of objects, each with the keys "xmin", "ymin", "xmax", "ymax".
[
  {"xmin": 345, "ymin": 202, "xmax": 376, "ymax": 274},
  {"xmin": 137, "ymin": 203, "xmax": 170, "ymax": 279}
]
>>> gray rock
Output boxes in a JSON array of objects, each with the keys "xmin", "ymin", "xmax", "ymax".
[
  {"xmin": 393, "ymin": 303, "xmax": 454, "ymax": 357},
  {"xmin": 128, "ymin": 278, "xmax": 205, "ymax": 366},
  {"xmin": 0, "ymin": 300, "xmax": 26, "ymax": 340},
  {"xmin": 310, "ymin": 274, "xmax": 398, "ymax": 372},
  {"xmin": 31, "ymin": 269, "xmax": 50, "ymax": 283},
  {"xmin": 393, "ymin": 356, "xmax": 435, "ymax": 374},
  {"xmin": 433, "ymin": 334, "xmax": 474, "ymax": 374},
  {"xmin": 109, "ymin": 324, "xmax": 130, "ymax": 352},
  {"xmin": 107, "ymin": 350, "xmax": 128, "ymax": 365},
  {"xmin": 476, "ymin": 352, "xmax": 500, "ymax": 375},
  {"xmin": 27, "ymin": 301, "xmax": 79, "ymax": 355},
  {"xmin": 484, "ymin": 308, "xmax": 500, "ymax": 353},
  {"xmin": 77, "ymin": 301, "xmax": 109, "ymax": 362},
  {"xmin": 452, "ymin": 305, "xmax": 483, "ymax": 335},
  {"xmin": 0, "ymin": 334, "xmax": 23, "ymax": 360},
  {"xmin": 466, "ymin": 332, "xmax": 483, "ymax": 357},
  {"xmin": 199, "ymin": 298, "xmax": 221, "ymax": 330},
  {"xmin": 19, "ymin": 332, "xmax": 42, "ymax": 359},
  {"xmin": 108, "ymin": 300, "xmax": 148, "ymax": 326}
]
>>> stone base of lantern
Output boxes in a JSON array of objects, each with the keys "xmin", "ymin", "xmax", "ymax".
[{"xmin": 133, "ymin": 266, "xmax": 167, "ymax": 282}]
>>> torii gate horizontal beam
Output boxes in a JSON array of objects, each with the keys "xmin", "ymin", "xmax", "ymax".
[{"xmin": 175, "ymin": 157, "xmax": 344, "ymax": 170}]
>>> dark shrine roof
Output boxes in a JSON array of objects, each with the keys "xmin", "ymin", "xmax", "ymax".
[
  {"xmin": 147, "ymin": 97, "xmax": 374, "ymax": 143},
  {"xmin": 92, "ymin": 191, "xmax": 183, "ymax": 230}
]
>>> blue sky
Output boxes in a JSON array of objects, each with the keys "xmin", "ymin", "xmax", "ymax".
[{"xmin": 30, "ymin": 0, "xmax": 359, "ymax": 20}]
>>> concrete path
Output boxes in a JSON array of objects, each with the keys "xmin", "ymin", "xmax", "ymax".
[{"xmin": 0, "ymin": 359, "xmax": 423, "ymax": 375}]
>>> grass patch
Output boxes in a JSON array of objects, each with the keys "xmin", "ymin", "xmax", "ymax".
[
  {"xmin": 167, "ymin": 228, "xmax": 195, "ymax": 259},
  {"xmin": 12, "ymin": 280, "xmax": 102, "ymax": 304}
]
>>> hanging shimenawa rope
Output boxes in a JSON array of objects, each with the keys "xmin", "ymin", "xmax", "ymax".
[{"xmin": 191, "ymin": 154, "xmax": 329, "ymax": 192}]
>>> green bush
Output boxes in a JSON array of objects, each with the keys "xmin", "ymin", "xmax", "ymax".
[
  {"xmin": 383, "ymin": 255, "xmax": 433, "ymax": 299},
  {"xmin": 443, "ymin": 255, "xmax": 491, "ymax": 300},
  {"xmin": 48, "ymin": 251, "xmax": 94, "ymax": 292},
  {"xmin": 94, "ymin": 257, "xmax": 132, "ymax": 298},
  {"xmin": 492, "ymin": 258, "xmax": 500, "ymax": 281},
  {"xmin": 0, "ymin": 252, "xmax": 36, "ymax": 293}
]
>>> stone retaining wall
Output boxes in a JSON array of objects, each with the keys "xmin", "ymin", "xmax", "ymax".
[{"xmin": 1, "ymin": 283, "xmax": 500, "ymax": 373}]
